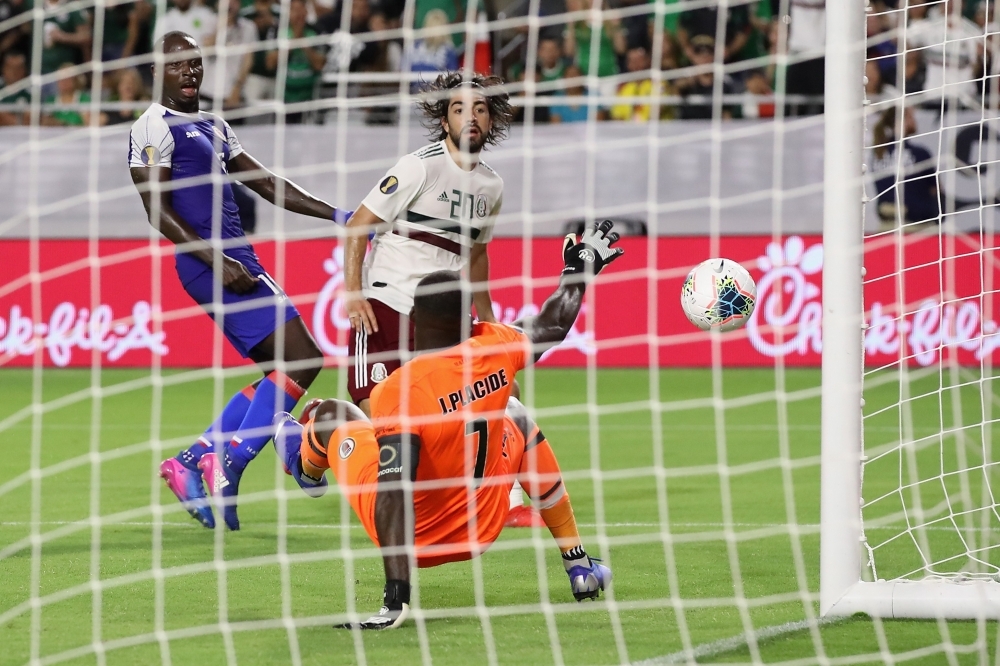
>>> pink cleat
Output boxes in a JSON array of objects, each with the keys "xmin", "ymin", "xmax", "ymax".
[
  {"xmin": 159, "ymin": 457, "xmax": 215, "ymax": 529},
  {"xmin": 505, "ymin": 505, "xmax": 546, "ymax": 528},
  {"xmin": 298, "ymin": 398, "xmax": 323, "ymax": 425}
]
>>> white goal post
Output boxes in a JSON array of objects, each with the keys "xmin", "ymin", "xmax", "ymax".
[{"xmin": 821, "ymin": 0, "xmax": 1000, "ymax": 620}]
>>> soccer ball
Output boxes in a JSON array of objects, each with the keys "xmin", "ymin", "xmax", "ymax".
[{"xmin": 680, "ymin": 258, "xmax": 757, "ymax": 332}]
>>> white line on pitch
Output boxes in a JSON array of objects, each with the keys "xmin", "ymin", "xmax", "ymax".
[{"xmin": 633, "ymin": 617, "xmax": 841, "ymax": 665}]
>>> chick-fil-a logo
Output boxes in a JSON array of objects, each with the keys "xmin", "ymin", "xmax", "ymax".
[
  {"xmin": 0, "ymin": 301, "xmax": 168, "ymax": 366},
  {"xmin": 745, "ymin": 236, "xmax": 1000, "ymax": 365},
  {"xmin": 312, "ymin": 246, "xmax": 353, "ymax": 357},
  {"xmin": 311, "ymin": 246, "xmax": 594, "ymax": 359},
  {"xmin": 866, "ymin": 299, "xmax": 1000, "ymax": 365},
  {"xmin": 746, "ymin": 236, "xmax": 824, "ymax": 357}
]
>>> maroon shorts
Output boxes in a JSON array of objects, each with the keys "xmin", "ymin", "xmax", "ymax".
[{"xmin": 348, "ymin": 298, "xmax": 415, "ymax": 404}]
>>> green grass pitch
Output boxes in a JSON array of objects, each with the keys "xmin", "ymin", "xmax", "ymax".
[{"xmin": 3, "ymin": 366, "xmax": 1000, "ymax": 665}]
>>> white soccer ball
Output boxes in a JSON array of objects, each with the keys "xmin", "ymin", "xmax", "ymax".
[{"xmin": 680, "ymin": 258, "xmax": 757, "ymax": 332}]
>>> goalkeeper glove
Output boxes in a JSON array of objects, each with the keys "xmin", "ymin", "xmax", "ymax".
[
  {"xmin": 335, "ymin": 579, "xmax": 410, "ymax": 630},
  {"xmin": 562, "ymin": 219, "xmax": 624, "ymax": 278}
]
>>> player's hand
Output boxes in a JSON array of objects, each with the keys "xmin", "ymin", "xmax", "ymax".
[
  {"xmin": 562, "ymin": 219, "xmax": 625, "ymax": 278},
  {"xmin": 221, "ymin": 256, "xmax": 259, "ymax": 295},
  {"xmin": 345, "ymin": 292, "xmax": 378, "ymax": 334}
]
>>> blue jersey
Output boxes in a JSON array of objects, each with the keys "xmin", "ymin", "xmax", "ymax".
[
  {"xmin": 128, "ymin": 103, "xmax": 261, "ymax": 282},
  {"xmin": 872, "ymin": 141, "xmax": 941, "ymax": 224}
]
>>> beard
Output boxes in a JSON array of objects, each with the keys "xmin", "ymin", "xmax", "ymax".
[{"xmin": 448, "ymin": 124, "xmax": 486, "ymax": 153}]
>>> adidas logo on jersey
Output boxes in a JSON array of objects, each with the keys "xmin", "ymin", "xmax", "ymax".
[{"xmin": 437, "ymin": 191, "xmax": 450, "ymax": 202}]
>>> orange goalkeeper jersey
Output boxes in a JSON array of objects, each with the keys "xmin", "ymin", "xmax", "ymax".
[{"xmin": 369, "ymin": 321, "xmax": 531, "ymax": 558}]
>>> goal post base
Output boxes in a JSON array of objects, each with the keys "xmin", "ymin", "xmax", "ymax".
[{"xmin": 824, "ymin": 580, "xmax": 1000, "ymax": 619}]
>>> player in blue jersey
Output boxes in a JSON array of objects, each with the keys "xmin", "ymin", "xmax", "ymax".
[{"xmin": 129, "ymin": 31, "xmax": 352, "ymax": 531}]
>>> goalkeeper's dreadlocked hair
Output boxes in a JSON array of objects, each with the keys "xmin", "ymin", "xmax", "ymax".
[{"xmin": 417, "ymin": 72, "xmax": 513, "ymax": 147}]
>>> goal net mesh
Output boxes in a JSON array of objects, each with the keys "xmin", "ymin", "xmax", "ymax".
[
  {"xmin": 861, "ymin": 0, "xmax": 1000, "ymax": 589},
  {"xmin": 3, "ymin": 0, "xmax": 1000, "ymax": 662}
]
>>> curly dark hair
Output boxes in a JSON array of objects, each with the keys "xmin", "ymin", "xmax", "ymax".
[{"xmin": 417, "ymin": 72, "xmax": 513, "ymax": 147}]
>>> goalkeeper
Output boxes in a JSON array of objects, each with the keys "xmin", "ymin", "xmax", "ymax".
[{"xmin": 273, "ymin": 221, "xmax": 624, "ymax": 629}]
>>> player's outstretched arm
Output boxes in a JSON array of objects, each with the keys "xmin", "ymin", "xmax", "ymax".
[
  {"xmin": 130, "ymin": 166, "xmax": 259, "ymax": 294},
  {"xmin": 516, "ymin": 219, "xmax": 624, "ymax": 362},
  {"xmin": 227, "ymin": 151, "xmax": 351, "ymax": 223}
]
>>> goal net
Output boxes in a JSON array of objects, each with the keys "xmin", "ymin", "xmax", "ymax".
[
  {"xmin": 5, "ymin": 0, "xmax": 1000, "ymax": 662},
  {"xmin": 820, "ymin": 0, "xmax": 1000, "ymax": 623}
]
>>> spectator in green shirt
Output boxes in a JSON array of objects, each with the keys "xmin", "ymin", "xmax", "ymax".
[
  {"xmin": 41, "ymin": 0, "xmax": 92, "ymax": 74},
  {"xmin": 538, "ymin": 36, "xmax": 566, "ymax": 82},
  {"xmin": 42, "ymin": 62, "xmax": 105, "ymax": 126},
  {"xmin": 563, "ymin": 0, "xmax": 626, "ymax": 77},
  {"xmin": 102, "ymin": 0, "xmax": 133, "ymax": 60},
  {"xmin": 101, "ymin": 0, "xmax": 152, "ymax": 62},
  {"xmin": 509, "ymin": 36, "xmax": 566, "ymax": 83},
  {"xmin": 242, "ymin": 0, "xmax": 279, "ymax": 103},
  {"xmin": 266, "ymin": 0, "xmax": 324, "ymax": 122},
  {"xmin": 412, "ymin": 0, "xmax": 464, "ymax": 47}
]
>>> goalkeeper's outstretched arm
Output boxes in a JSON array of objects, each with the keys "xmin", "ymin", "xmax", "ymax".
[{"xmin": 516, "ymin": 219, "xmax": 624, "ymax": 362}]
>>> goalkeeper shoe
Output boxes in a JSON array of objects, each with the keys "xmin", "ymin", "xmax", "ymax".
[
  {"xmin": 159, "ymin": 457, "xmax": 215, "ymax": 529},
  {"xmin": 567, "ymin": 558, "xmax": 612, "ymax": 601},
  {"xmin": 273, "ymin": 412, "xmax": 328, "ymax": 498},
  {"xmin": 198, "ymin": 450, "xmax": 242, "ymax": 531},
  {"xmin": 336, "ymin": 604, "xmax": 410, "ymax": 631},
  {"xmin": 336, "ymin": 580, "xmax": 410, "ymax": 630},
  {"xmin": 504, "ymin": 505, "xmax": 545, "ymax": 528}
]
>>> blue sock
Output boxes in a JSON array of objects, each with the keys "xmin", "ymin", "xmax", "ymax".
[
  {"xmin": 227, "ymin": 371, "xmax": 305, "ymax": 475},
  {"xmin": 177, "ymin": 384, "xmax": 256, "ymax": 471}
]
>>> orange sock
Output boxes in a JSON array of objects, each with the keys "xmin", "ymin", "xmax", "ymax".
[
  {"xmin": 518, "ymin": 431, "xmax": 582, "ymax": 554},
  {"xmin": 301, "ymin": 419, "xmax": 330, "ymax": 480},
  {"xmin": 539, "ymin": 496, "xmax": 583, "ymax": 554}
]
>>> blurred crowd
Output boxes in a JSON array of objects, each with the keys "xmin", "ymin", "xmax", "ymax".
[
  {"xmin": 0, "ymin": 0, "xmax": 859, "ymax": 127},
  {"xmin": 865, "ymin": 0, "xmax": 1000, "ymax": 110}
]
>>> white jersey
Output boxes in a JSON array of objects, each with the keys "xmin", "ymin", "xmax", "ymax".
[
  {"xmin": 152, "ymin": 6, "xmax": 217, "ymax": 45},
  {"xmin": 359, "ymin": 141, "xmax": 504, "ymax": 315},
  {"xmin": 906, "ymin": 12, "xmax": 982, "ymax": 102}
]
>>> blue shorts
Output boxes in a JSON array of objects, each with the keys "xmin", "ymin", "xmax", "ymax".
[{"xmin": 182, "ymin": 266, "xmax": 301, "ymax": 358}]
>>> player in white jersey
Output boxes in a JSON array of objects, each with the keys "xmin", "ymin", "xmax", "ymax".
[
  {"xmin": 338, "ymin": 74, "xmax": 543, "ymax": 527},
  {"xmin": 341, "ymin": 72, "xmax": 510, "ymax": 413}
]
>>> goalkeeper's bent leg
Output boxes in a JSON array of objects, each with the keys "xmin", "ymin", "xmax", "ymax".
[
  {"xmin": 300, "ymin": 416, "xmax": 332, "ymax": 481},
  {"xmin": 517, "ymin": 432, "xmax": 586, "ymax": 566},
  {"xmin": 508, "ymin": 399, "xmax": 584, "ymax": 561},
  {"xmin": 297, "ymin": 398, "xmax": 371, "ymax": 478},
  {"xmin": 508, "ymin": 397, "xmax": 611, "ymax": 599}
]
